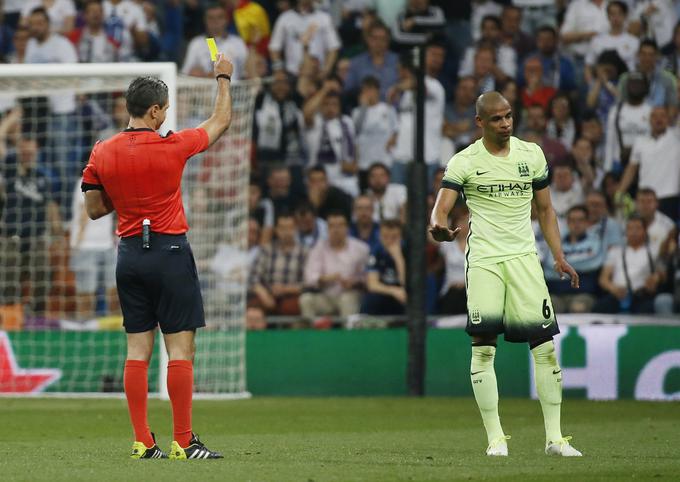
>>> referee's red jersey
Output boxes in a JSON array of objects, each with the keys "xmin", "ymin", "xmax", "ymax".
[{"xmin": 82, "ymin": 127, "xmax": 209, "ymax": 237}]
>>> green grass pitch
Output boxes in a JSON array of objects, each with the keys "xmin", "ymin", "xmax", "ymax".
[{"xmin": 1, "ymin": 397, "xmax": 677, "ymax": 481}]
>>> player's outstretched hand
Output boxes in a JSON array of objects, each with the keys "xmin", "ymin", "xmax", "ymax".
[
  {"xmin": 554, "ymin": 257, "xmax": 580, "ymax": 289},
  {"xmin": 214, "ymin": 52, "xmax": 234, "ymax": 78},
  {"xmin": 429, "ymin": 225, "xmax": 461, "ymax": 243}
]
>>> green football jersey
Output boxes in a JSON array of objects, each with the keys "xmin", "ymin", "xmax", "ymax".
[{"xmin": 442, "ymin": 136, "xmax": 550, "ymax": 267}]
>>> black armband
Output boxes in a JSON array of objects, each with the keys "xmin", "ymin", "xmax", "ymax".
[
  {"xmin": 216, "ymin": 74, "xmax": 231, "ymax": 82},
  {"xmin": 81, "ymin": 183, "xmax": 103, "ymax": 192},
  {"xmin": 441, "ymin": 180, "xmax": 462, "ymax": 192},
  {"xmin": 532, "ymin": 177, "xmax": 550, "ymax": 191}
]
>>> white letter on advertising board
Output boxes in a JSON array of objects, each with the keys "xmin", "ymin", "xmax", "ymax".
[
  {"xmin": 635, "ymin": 351, "xmax": 680, "ymax": 400},
  {"xmin": 531, "ymin": 325, "xmax": 628, "ymax": 400}
]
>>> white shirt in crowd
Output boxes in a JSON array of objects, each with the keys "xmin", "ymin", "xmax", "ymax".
[
  {"xmin": 560, "ymin": 0, "xmax": 609, "ymax": 58},
  {"xmin": 298, "ymin": 218, "xmax": 328, "ymax": 248},
  {"xmin": 0, "ymin": 97, "xmax": 15, "ymax": 113},
  {"xmin": 586, "ymin": 32, "xmax": 640, "ymax": 71},
  {"xmin": 70, "ymin": 180, "xmax": 114, "ymax": 250},
  {"xmin": 25, "ymin": 33, "xmax": 77, "ymax": 114},
  {"xmin": 604, "ymin": 102, "xmax": 651, "ymax": 171},
  {"xmin": 182, "ymin": 34, "xmax": 248, "ymax": 80},
  {"xmin": 458, "ymin": 45, "xmax": 518, "ymax": 79},
  {"xmin": 369, "ymin": 183, "xmax": 407, "ymax": 222},
  {"xmin": 393, "ymin": 76, "xmax": 445, "ymax": 165},
  {"xmin": 3, "ymin": 0, "xmax": 23, "ymax": 13},
  {"xmin": 103, "ymin": 0, "xmax": 146, "ymax": 61},
  {"xmin": 352, "ymin": 102, "xmax": 398, "ymax": 170},
  {"xmin": 546, "ymin": 118, "xmax": 576, "ymax": 150},
  {"xmin": 630, "ymin": 127, "xmax": 680, "ymax": 199},
  {"xmin": 303, "ymin": 237, "xmax": 369, "ymax": 298},
  {"xmin": 257, "ymin": 198, "xmax": 275, "ymax": 229},
  {"xmin": 512, "ymin": 0, "xmax": 554, "ymax": 6},
  {"xmin": 269, "ymin": 8, "xmax": 341, "ymax": 75},
  {"xmin": 439, "ymin": 240, "xmax": 466, "ymax": 295},
  {"xmin": 471, "ymin": 1, "xmax": 503, "ymax": 41},
  {"xmin": 646, "ymin": 211, "xmax": 675, "ymax": 256},
  {"xmin": 372, "ymin": 0, "xmax": 405, "ymax": 31},
  {"xmin": 631, "ymin": 0, "xmax": 677, "ymax": 48},
  {"xmin": 341, "ymin": 0, "xmax": 375, "ymax": 12},
  {"xmin": 103, "ymin": 0, "xmax": 147, "ymax": 31},
  {"xmin": 550, "ymin": 181, "xmax": 585, "ymax": 219},
  {"xmin": 209, "ymin": 244, "xmax": 251, "ymax": 292},
  {"xmin": 73, "ymin": 27, "xmax": 133, "ymax": 62},
  {"xmin": 306, "ymin": 113, "xmax": 358, "ymax": 196},
  {"xmin": 605, "ymin": 243, "xmax": 659, "ymax": 292},
  {"xmin": 21, "ymin": 0, "xmax": 76, "ymax": 33}
]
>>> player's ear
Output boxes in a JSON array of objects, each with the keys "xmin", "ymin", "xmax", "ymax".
[
  {"xmin": 150, "ymin": 104, "xmax": 161, "ymax": 119},
  {"xmin": 475, "ymin": 115, "xmax": 483, "ymax": 128}
]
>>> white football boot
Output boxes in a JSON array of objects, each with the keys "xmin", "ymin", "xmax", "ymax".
[
  {"xmin": 486, "ymin": 435, "xmax": 511, "ymax": 456},
  {"xmin": 545, "ymin": 436, "xmax": 583, "ymax": 457}
]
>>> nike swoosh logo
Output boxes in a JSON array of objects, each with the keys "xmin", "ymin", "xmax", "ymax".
[
  {"xmin": 542, "ymin": 322, "xmax": 552, "ymax": 328},
  {"xmin": 470, "ymin": 371, "xmax": 484, "ymax": 376},
  {"xmin": 553, "ymin": 369, "xmax": 561, "ymax": 375},
  {"xmin": 476, "ymin": 170, "xmax": 490, "ymax": 175}
]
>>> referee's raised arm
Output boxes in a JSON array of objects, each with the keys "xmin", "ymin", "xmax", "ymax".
[{"xmin": 198, "ymin": 52, "xmax": 234, "ymax": 147}]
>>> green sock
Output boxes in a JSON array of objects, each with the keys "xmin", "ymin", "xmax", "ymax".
[
  {"xmin": 470, "ymin": 345, "xmax": 505, "ymax": 444},
  {"xmin": 531, "ymin": 341, "xmax": 563, "ymax": 444}
]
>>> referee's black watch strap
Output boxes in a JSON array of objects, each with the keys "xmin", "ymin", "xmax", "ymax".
[
  {"xmin": 216, "ymin": 74, "xmax": 231, "ymax": 82},
  {"xmin": 81, "ymin": 182, "xmax": 103, "ymax": 192}
]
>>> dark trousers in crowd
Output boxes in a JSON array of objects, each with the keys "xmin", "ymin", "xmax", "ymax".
[
  {"xmin": 438, "ymin": 286, "xmax": 467, "ymax": 315},
  {"xmin": 658, "ymin": 196, "xmax": 679, "ymax": 221},
  {"xmin": 360, "ymin": 293, "xmax": 405, "ymax": 316},
  {"xmin": 358, "ymin": 169, "xmax": 369, "ymax": 194},
  {"xmin": 0, "ymin": 235, "xmax": 50, "ymax": 316},
  {"xmin": 593, "ymin": 293, "xmax": 655, "ymax": 314},
  {"xmin": 4, "ymin": 12, "xmax": 20, "ymax": 29}
]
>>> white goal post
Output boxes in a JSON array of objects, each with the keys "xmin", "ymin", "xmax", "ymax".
[{"xmin": 0, "ymin": 62, "xmax": 256, "ymax": 399}]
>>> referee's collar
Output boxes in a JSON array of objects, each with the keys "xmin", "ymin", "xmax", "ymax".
[{"xmin": 123, "ymin": 127, "xmax": 155, "ymax": 132}]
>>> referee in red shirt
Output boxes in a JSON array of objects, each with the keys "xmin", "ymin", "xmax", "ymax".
[{"xmin": 82, "ymin": 54, "xmax": 233, "ymax": 460}]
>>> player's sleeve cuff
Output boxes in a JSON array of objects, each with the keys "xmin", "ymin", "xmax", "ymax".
[
  {"xmin": 81, "ymin": 182, "xmax": 103, "ymax": 192},
  {"xmin": 441, "ymin": 180, "xmax": 462, "ymax": 192},
  {"xmin": 532, "ymin": 177, "xmax": 550, "ymax": 191}
]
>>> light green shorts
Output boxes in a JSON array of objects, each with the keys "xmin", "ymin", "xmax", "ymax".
[{"xmin": 465, "ymin": 253, "xmax": 559, "ymax": 343}]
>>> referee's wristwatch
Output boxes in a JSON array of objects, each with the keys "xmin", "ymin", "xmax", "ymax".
[{"xmin": 216, "ymin": 74, "xmax": 231, "ymax": 82}]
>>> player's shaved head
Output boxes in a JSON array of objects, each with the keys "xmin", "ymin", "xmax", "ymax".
[
  {"xmin": 475, "ymin": 91, "xmax": 513, "ymax": 148},
  {"xmin": 476, "ymin": 91, "xmax": 510, "ymax": 119}
]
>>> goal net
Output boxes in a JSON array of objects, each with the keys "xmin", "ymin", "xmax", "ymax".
[{"xmin": 0, "ymin": 63, "xmax": 256, "ymax": 398}]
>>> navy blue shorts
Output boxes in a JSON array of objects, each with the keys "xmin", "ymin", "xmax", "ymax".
[{"xmin": 116, "ymin": 233, "xmax": 205, "ymax": 334}]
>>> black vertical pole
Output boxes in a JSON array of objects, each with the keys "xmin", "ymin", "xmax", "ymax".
[{"xmin": 406, "ymin": 44, "xmax": 428, "ymax": 396}]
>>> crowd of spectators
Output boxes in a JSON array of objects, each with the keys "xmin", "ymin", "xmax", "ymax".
[{"xmin": 2, "ymin": 0, "xmax": 680, "ymax": 328}]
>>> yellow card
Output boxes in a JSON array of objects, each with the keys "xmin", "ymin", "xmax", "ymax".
[{"xmin": 206, "ymin": 37, "xmax": 218, "ymax": 61}]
